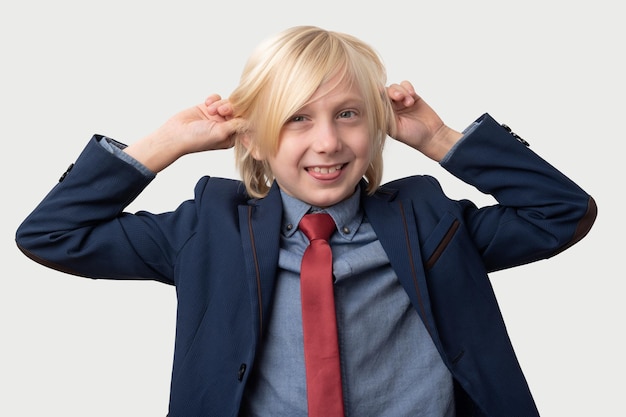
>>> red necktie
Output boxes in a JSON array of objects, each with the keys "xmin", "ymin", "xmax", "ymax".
[{"xmin": 299, "ymin": 213, "xmax": 345, "ymax": 417}]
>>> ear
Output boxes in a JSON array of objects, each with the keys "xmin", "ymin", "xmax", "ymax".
[{"xmin": 240, "ymin": 133, "xmax": 264, "ymax": 161}]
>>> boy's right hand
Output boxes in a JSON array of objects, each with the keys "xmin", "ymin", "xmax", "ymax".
[{"xmin": 123, "ymin": 94, "xmax": 245, "ymax": 173}]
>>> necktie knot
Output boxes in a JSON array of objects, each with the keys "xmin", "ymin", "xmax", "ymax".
[{"xmin": 299, "ymin": 213, "xmax": 335, "ymax": 242}]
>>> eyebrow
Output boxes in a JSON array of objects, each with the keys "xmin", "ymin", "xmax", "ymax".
[{"xmin": 339, "ymin": 97, "xmax": 365, "ymax": 107}]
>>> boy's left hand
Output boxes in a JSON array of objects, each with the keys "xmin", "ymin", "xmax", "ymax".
[{"xmin": 387, "ymin": 81, "xmax": 462, "ymax": 162}]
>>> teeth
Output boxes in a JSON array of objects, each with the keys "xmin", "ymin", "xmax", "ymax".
[{"xmin": 311, "ymin": 165, "xmax": 343, "ymax": 174}]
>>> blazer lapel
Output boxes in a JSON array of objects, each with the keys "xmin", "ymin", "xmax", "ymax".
[
  {"xmin": 238, "ymin": 183, "xmax": 283, "ymax": 340},
  {"xmin": 237, "ymin": 181, "xmax": 439, "ymax": 342},
  {"xmin": 362, "ymin": 184, "xmax": 438, "ymax": 338}
]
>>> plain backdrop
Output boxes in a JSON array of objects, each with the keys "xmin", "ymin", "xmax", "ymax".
[{"xmin": 1, "ymin": 1, "xmax": 622, "ymax": 415}]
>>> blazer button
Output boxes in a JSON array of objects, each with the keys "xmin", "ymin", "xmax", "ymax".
[
  {"xmin": 501, "ymin": 124, "xmax": 530, "ymax": 146},
  {"xmin": 59, "ymin": 163, "xmax": 74, "ymax": 182},
  {"xmin": 237, "ymin": 363, "xmax": 247, "ymax": 381}
]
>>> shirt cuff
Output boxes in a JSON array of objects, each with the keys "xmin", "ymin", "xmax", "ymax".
[
  {"xmin": 439, "ymin": 116, "xmax": 483, "ymax": 165},
  {"xmin": 98, "ymin": 136, "xmax": 156, "ymax": 179}
]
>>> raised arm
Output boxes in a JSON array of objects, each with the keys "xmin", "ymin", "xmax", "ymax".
[
  {"xmin": 124, "ymin": 94, "xmax": 245, "ymax": 173},
  {"xmin": 15, "ymin": 95, "xmax": 246, "ymax": 283}
]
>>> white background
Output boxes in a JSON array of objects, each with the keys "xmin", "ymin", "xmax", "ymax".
[{"xmin": 1, "ymin": 1, "xmax": 623, "ymax": 415}]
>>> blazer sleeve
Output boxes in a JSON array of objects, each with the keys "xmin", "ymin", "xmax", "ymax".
[
  {"xmin": 15, "ymin": 135, "xmax": 202, "ymax": 284},
  {"xmin": 440, "ymin": 113, "xmax": 597, "ymax": 272}
]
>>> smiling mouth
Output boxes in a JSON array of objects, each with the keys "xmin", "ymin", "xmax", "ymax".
[{"xmin": 307, "ymin": 164, "xmax": 345, "ymax": 174}]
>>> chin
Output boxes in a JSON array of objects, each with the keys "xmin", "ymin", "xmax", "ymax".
[{"xmin": 305, "ymin": 191, "xmax": 352, "ymax": 208}]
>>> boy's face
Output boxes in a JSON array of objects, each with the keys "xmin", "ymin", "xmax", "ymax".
[{"xmin": 265, "ymin": 77, "xmax": 372, "ymax": 208}]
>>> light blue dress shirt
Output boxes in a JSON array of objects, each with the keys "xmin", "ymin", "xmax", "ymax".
[{"xmin": 240, "ymin": 189, "xmax": 455, "ymax": 417}]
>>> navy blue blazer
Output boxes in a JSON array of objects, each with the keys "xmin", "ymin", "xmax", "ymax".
[{"xmin": 16, "ymin": 114, "xmax": 596, "ymax": 416}]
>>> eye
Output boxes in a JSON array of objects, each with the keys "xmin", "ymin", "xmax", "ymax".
[
  {"xmin": 338, "ymin": 110, "xmax": 357, "ymax": 119},
  {"xmin": 289, "ymin": 115, "xmax": 306, "ymax": 123}
]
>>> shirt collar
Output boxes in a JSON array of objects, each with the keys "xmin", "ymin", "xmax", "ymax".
[{"xmin": 279, "ymin": 187, "xmax": 363, "ymax": 241}]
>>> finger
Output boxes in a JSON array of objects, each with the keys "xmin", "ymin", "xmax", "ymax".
[
  {"xmin": 206, "ymin": 98, "xmax": 234, "ymax": 118},
  {"xmin": 387, "ymin": 82, "xmax": 416, "ymax": 107},
  {"xmin": 399, "ymin": 80, "xmax": 416, "ymax": 96},
  {"xmin": 204, "ymin": 96, "xmax": 221, "ymax": 115},
  {"xmin": 213, "ymin": 119, "xmax": 246, "ymax": 149},
  {"xmin": 216, "ymin": 101, "xmax": 234, "ymax": 118},
  {"xmin": 204, "ymin": 94, "xmax": 222, "ymax": 107},
  {"xmin": 398, "ymin": 80, "xmax": 418, "ymax": 107}
]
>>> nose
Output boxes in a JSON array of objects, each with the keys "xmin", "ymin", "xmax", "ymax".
[{"xmin": 312, "ymin": 121, "xmax": 342, "ymax": 153}]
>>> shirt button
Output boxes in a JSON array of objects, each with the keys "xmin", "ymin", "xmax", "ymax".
[
  {"xmin": 286, "ymin": 224, "xmax": 293, "ymax": 231},
  {"xmin": 342, "ymin": 226, "xmax": 350, "ymax": 234}
]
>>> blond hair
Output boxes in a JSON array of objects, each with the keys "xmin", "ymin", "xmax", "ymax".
[{"xmin": 229, "ymin": 26, "xmax": 395, "ymax": 198}]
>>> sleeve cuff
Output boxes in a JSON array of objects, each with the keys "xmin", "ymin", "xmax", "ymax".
[
  {"xmin": 97, "ymin": 136, "xmax": 156, "ymax": 179},
  {"xmin": 439, "ymin": 114, "xmax": 485, "ymax": 165}
]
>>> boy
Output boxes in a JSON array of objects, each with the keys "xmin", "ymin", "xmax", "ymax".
[{"xmin": 16, "ymin": 26, "xmax": 596, "ymax": 416}]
